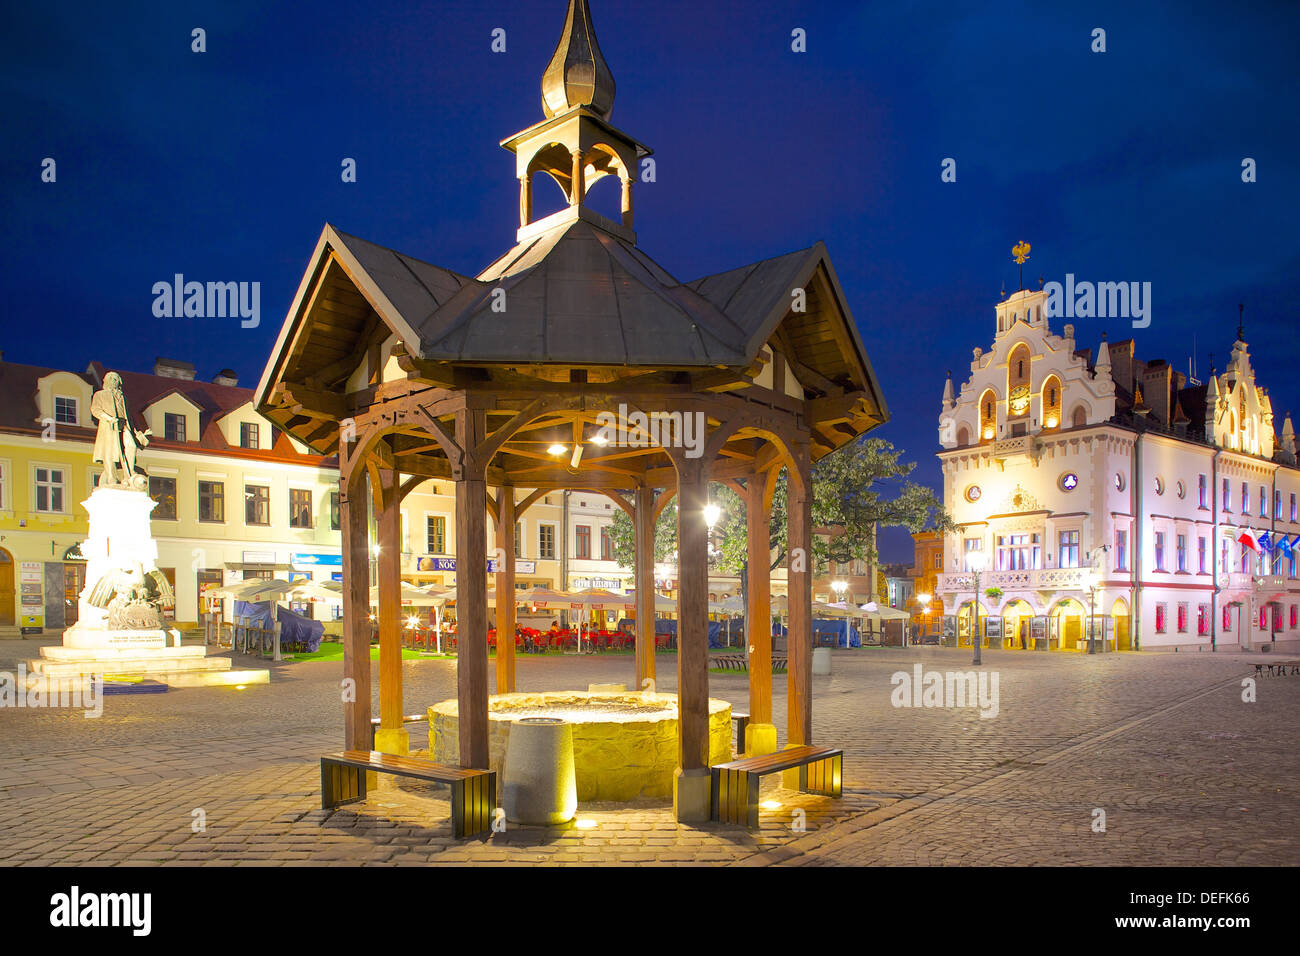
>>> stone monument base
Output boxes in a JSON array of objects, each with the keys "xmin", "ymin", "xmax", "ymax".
[{"xmin": 26, "ymin": 633, "xmax": 269, "ymax": 692}]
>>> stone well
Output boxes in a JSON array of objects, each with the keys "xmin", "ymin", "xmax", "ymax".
[{"xmin": 429, "ymin": 691, "xmax": 732, "ymax": 802}]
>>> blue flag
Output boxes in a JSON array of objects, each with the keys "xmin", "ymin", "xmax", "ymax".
[
  {"xmin": 1258, "ymin": 530, "xmax": 1273, "ymax": 553},
  {"xmin": 1280, "ymin": 536, "xmax": 1295, "ymax": 557}
]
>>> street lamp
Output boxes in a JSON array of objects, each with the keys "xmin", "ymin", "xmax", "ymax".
[
  {"xmin": 968, "ymin": 550, "xmax": 987, "ymax": 665},
  {"xmin": 917, "ymin": 591, "xmax": 932, "ymax": 640},
  {"xmin": 831, "ymin": 579, "xmax": 847, "ymax": 603}
]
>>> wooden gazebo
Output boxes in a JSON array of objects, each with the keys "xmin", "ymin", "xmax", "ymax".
[{"xmin": 255, "ymin": 0, "xmax": 887, "ymax": 821}]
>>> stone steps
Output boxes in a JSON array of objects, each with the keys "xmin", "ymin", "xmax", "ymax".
[{"xmin": 30, "ymin": 655, "xmax": 236, "ymax": 678}]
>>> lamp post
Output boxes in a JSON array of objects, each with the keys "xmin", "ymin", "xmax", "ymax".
[
  {"xmin": 916, "ymin": 591, "xmax": 932, "ymax": 641},
  {"xmin": 968, "ymin": 551, "xmax": 987, "ymax": 665},
  {"xmin": 831, "ymin": 579, "xmax": 847, "ymax": 648}
]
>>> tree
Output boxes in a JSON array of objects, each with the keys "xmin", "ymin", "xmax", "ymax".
[{"xmin": 606, "ymin": 436, "xmax": 954, "ymax": 590}]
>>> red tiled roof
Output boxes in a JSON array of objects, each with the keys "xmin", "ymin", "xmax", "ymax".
[{"xmin": 1, "ymin": 358, "xmax": 336, "ymax": 466}]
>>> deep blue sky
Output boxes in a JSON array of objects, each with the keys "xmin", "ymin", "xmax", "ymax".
[{"xmin": 3, "ymin": 1, "xmax": 1298, "ymax": 563}]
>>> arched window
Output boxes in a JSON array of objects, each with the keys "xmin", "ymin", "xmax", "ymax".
[
  {"xmin": 979, "ymin": 388, "xmax": 997, "ymax": 441},
  {"xmin": 1042, "ymin": 375, "xmax": 1062, "ymax": 430},
  {"xmin": 956, "ymin": 425, "xmax": 970, "ymax": 446},
  {"xmin": 1071, "ymin": 405, "xmax": 1087, "ymax": 427}
]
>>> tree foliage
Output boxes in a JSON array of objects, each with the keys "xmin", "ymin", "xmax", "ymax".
[{"xmin": 605, "ymin": 436, "xmax": 954, "ymax": 580}]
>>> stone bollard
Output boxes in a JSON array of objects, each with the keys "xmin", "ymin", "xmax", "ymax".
[
  {"xmin": 502, "ymin": 717, "xmax": 577, "ymax": 826},
  {"xmin": 812, "ymin": 646, "xmax": 832, "ymax": 675}
]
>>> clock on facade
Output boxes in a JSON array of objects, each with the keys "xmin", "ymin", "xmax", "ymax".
[{"xmin": 1008, "ymin": 384, "xmax": 1030, "ymax": 416}]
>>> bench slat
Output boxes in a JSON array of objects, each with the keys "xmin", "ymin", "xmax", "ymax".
[
  {"xmin": 324, "ymin": 750, "xmax": 486, "ymax": 782},
  {"xmin": 714, "ymin": 745, "xmax": 842, "ymax": 775}
]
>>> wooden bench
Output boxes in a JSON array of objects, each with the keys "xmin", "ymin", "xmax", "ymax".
[
  {"xmin": 1254, "ymin": 660, "xmax": 1300, "ymax": 677},
  {"xmin": 320, "ymin": 750, "xmax": 496, "ymax": 838},
  {"xmin": 711, "ymin": 745, "xmax": 842, "ymax": 829}
]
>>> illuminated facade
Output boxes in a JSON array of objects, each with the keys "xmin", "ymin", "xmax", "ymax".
[{"xmin": 936, "ymin": 287, "xmax": 1300, "ymax": 651}]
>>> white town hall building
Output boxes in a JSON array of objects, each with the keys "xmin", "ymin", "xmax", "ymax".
[{"xmin": 935, "ymin": 286, "xmax": 1300, "ymax": 652}]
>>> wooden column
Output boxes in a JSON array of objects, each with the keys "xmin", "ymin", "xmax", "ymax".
[
  {"xmin": 786, "ymin": 460, "xmax": 813, "ymax": 747},
  {"xmin": 634, "ymin": 484, "xmax": 656, "ymax": 692},
  {"xmin": 675, "ymin": 461, "xmax": 710, "ymax": 771},
  {"xmin": 375, "ymin": 467, "xmax": 407, "ymax": 753},
  {"xmin": 455, "ymin": 407, "xmax": 490, "ymax": 769},
  {"xmin": 570, "ymin": 149, "xmax": 585, "ymax": 205},
  {"xmin": 339, "ymin": 476, "xmax": 371, "ymax": 751},
  {"xmin": 495, "ymin": 487, "xmax": 517, "ymax": 694},
  {"xmin": 746, "ymin": 469, "xmax": 774, "ymax": 739}
]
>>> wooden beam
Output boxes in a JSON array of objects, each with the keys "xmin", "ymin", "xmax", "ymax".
[
  {"xmin": 786, "ymin": 460, "xmax": 813, "ymax": 747},
  {"xmin": 675, "ymin": 458, "xmax": 711, "ymax": 773},
  {"xmin": 495, "ymin": 488, "xmax": 517, "ymax": 694},
  {"xmin": 339, "ymin": 476, "xmax": 371, "ymax": 751},
  {"xmin": 634, "ymin": 485, "xmax": 656, "ymax": 693},
  {"xmin": 747, "ymin": 471, "xmax": 774, "ymax": 730},
  {"xmin": 376, "ymin": 468, "xmax": 405, "ymax": 753},
  {"xmin": 455, "ymin": 406, "xmax": 490, "ymax": 770}
]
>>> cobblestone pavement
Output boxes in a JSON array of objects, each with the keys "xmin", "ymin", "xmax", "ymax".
[{"xmin": 0, "ymin": 637, "xmax": 1296, "ymax": 866}]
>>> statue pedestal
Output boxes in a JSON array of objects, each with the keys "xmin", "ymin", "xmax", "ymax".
[{"xmin": 25, "ymin": 486, "xmax": 269, "ymax": 691}]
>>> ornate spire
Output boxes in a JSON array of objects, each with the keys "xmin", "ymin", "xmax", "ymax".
[
  {"xmin": 542, "ymin": 0, "xmax": 616, "ymax": 121},
  {"xmin": 942, "ymin": 370, "xmax": 954, "ymax": 411}
]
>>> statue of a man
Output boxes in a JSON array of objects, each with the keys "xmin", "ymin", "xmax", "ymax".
[{"xmin": 91, "ymin": 371, "xmax": 151, "ymax": 487}]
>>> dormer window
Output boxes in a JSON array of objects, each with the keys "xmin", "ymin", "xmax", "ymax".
[
  {"xmin": 164, "ymin": 412, "xmax": 186, "ymax": 442},
  {"xmin": 240, "ymin": 422, "xmax": 260, "ymax": 449},
  {"xmin": 53, "ymin": 396, "xmax": 78, "ymax": 426}
]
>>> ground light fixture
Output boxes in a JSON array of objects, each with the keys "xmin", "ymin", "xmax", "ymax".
[
  {"xmin": 761, "ymin": 800, "xmax": 781, "ymax": 810},
  {"xmin": 574, "ymin": 818, "xmax": 598, "ymax": 830}
]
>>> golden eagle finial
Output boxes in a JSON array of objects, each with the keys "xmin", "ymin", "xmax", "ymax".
[{"xmin": 1012, "ymin": 241, "xmax": 1031, "ymax": 265}]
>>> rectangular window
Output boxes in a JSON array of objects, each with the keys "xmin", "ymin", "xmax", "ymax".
[
  {"xmin": 0, "ymin": 461, "xmax": 7, "ymax": 510},
  {"xmin": 1290, "ymin": 551, "xmax": 1297, "ymax": 578},
  {"xmin": 1197, "ymin": 536, "xmax": 1207, "ymax": 574},
  {"xmin": 514, "ymin": 521, "xmax": 523, "ymax": 558},
  {"xmin": 53, "ymin": 396, "xmax": 78, "ymax": 425},
  {"xmin": 1241, "ymin": 482, "xmax": 1249, "ymax": 514},
  {"xmin": 240, "ymin": 422, "xmax": 259, "ymax": 449},
  {"xmin": 1115, "ymin": 530, "xmax": 1127, "ymax": 571},
  {"xmin": 933, "ymin": 552, "xmax": 942, "ymax": 570},
  {"xmin": 245, "ymin": 484, "xmax": 270, "ymax": 525},
  {"xmin": 539, "ymin": 524, "xmax": 556, "ymax": 560},
  {"xmin": 1222, "ymin": 478, "xmax": 1231, "ymax": 511},
  {"xmin": 148, "ymin": 476, "xmax": 177, "ymax": 520},
  {"xmin": 164, "ymin": 412, "xmax": 186, "ymax": 442},
  {"xmin": 1176, "ymin": 603, "xmax": 1188, "ymax": 633},
  {"xmin": 1240, "ymin": 546, "xmax": 1250, "ymax": 573},
  {"xmin": 1197, "ymin": 604, "xmax": 1209, "ymax": 636},
  {"xmin": 199, "ymin": 480, "xmax": 224, "ymax": 522},
  {"xmin": 1221, "ymin": 538, "xmax": 1229, "ymax": 573},
  {"xmin": 1292, "ymin": 605, "xmax": 1298, "ymax": 630},
  {"xmin": 575, "ymin": 524, "xmax": 591, "ymax": 560},
  {"xmin": 1223, "ymin": 606, "xmax": 1231, "ymax": 630},
  {"xmin": 34, "ymin": 467, "xmax": 65, "ymax": 512},
  {"xmin": 1276, "ymin": 489, "xmax": 1283, "ymax": 520},
  {"xmin": 601, "ymin": 527, "xmax": 613, "ymax": 561},
  {"xmin": 329, "ymin": 491, "xmax": 340, "ymax": 531},
  {"xmin": 962, "ymin": 537, "xmax": 983, "ymax": 570},
  {"xmin": 1260, "ymin": 485, "xmax": 1268, "ymax": 518},
  {"xmin": 1155, "ymin": 603, "xmax": 1166, "ymax": 633},
  {"xmin": 1292, "ymin": 493, "xmax": 1298, "ymax": 523},
  {"xmin": 289, "ymin": 488, "xmax": 312, "ymax": 529},
  {"xmin": 1198, "ymin": 474, "xmax": 1207, "ymax": 508},
  {"xmin": 426, "ymin": 516, "xmax": 446, "ymax": 554},
  {"xmin": 1176, "ymin": 534, "xmax": 1187, "ymax": 572},
  {"xmin": 1154, "ymin": 532, "xmax": 1165, "ymax": 571},
  {"xmin": 1058, "ymin": 530, "xmax": 1080, "ymax": 568}
]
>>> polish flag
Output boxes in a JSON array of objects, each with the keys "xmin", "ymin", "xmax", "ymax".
[{"xmin": 1237, "ymin": 530, "xmax": 1259, "ymax": 552}]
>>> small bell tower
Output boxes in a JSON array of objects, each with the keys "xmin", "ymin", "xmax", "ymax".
[{"xmin": 501, "ymin": 0, "xmax": 652, "ymax": 243}]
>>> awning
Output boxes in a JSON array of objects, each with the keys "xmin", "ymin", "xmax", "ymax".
[{"xmin": 224, "ymin": 562, "xmax": 295, "ymax": 572}]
